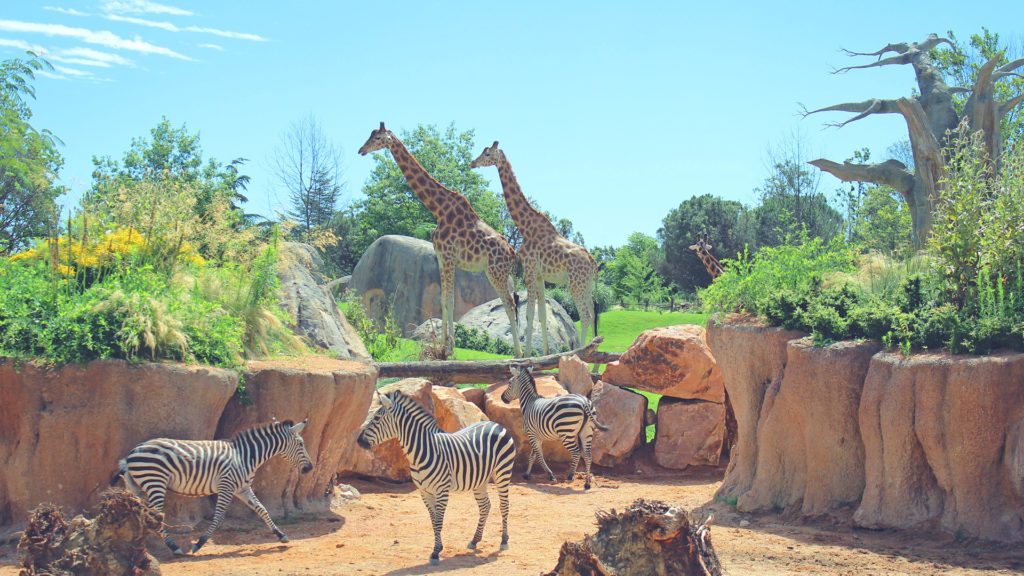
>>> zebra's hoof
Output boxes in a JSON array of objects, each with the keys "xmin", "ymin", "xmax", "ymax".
[
  {"xmin": 522, "ymin": 473, "xmax": 531, "ymax": 481},
  {"xmin": 172, "ymin": 548, "xmax": 186, "ymax": 556},
  {"xmin": 430, "ymin": 556, "xmax": 440, "ymax": 566},
  {"xmin": 548, "ymin": 474, "xmax": 556, "ymax": 483},
  {"xmin": 278, "ymin": 535, "xmax": 290, "ymax": 544},
  {"xmin": 584, "ymin": 482, "xmax": 592, "ymax": 491},
  {"xmin": 467, "ymin": 540, "xmax": 478, "ymax": 550},
  {"xmin": 566, "ymin": 474, "xmax": 574, "ymax": 482},
  {"xmin": 500, "ymin": 543, "xmax": 509, "ymax": 551}
]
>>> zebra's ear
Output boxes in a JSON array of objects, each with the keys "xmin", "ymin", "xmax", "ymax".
[
  {"xmin": 508, "ymin": 365, "xmax": 518, "ymax": 377},
  {"xmin": 290, "ymin": 421, "xmax": 306, "ymax": 434},
  {"xmin": 378, "ymin": 390, "xmax": 394, "ymax": 409}
]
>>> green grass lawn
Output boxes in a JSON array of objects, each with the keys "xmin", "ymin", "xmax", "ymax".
[{"xmin": 580, "ymin": 309, "xmax": 708, "ymax": 353}]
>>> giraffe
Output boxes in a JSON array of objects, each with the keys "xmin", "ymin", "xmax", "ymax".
[
  {"xmin": 470, "ymin": 142, "xmax": 599, "ymax": 354},
  {"xmin": 359, "ymin": 123, "xmax": 522, "ymax": 357},
  {"xmin": 690, "ymin": 232, "xmax": 724, "ymax": 279}
]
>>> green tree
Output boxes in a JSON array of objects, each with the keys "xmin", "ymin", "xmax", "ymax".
[
  {"xmin": 850, "ymin": 185, "xmax": 913, "ymax": 255},
  {"xmin": 0, "ymin": 54, "xmax": 65, "ymax": 254},
  {"xmin": 753, "ymin": 158, "xmax": 843, "ymax": 247},
  {"xmin": 605, "ymin": 232, "xmax": 667, "ymax": 308},
  {"xmin": 658, "ymin": 193, "xmax": 751, "ymax": 290},
  {"xmin": 354, "ymin": 123, "xmax": 505, "ymax": 255}
]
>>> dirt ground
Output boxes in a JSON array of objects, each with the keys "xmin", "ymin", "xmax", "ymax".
[{"xmin": 3, "ymin": 466, "xmax": 1023, "ymax": 576}]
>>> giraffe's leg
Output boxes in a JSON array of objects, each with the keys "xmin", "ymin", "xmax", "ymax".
[
  {"xmin": 488, "ymin": 267, "xmax": 522, "ymax": 357},
  {"xmin": 581, "ymin": 424, "xmax": 596, "ymax": 490},
  {"xmin": 536, "ymin": 281, "xmax": 551, "ymax": 355},
  {"xmin": 136, "ymin": 473, "xmax": 184, "ymax": 555},
  {"xmin": 562, "ymin": 433, "xmax": 582, "ymax": 483},
  {"xmin": 239, "ymin": 486, "xmax": 288, "ymax": 542},
  {"xmin": 439, "ymin": 256, "xmax": 456, "ymax": 355},
  {"xmin": 571, "ymin": 280, "xmax": 595, "ymax": 346},
  {"xmin": 421, "ymin": 488, "xmax": 450, "ymax": 565},
  {"xmin": 524, "ymin": 267, "xmax": 538, "ymax": 357},
  {"xmin": 468, "ymin": 486, "xmax": 490, "ymax": 550},
  {"xmin": 192, "ymin": 486, "xmax": 235, "ymax": 554}
]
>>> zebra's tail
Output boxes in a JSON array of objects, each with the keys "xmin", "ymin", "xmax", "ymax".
[
  {"xmin": 110, "ymin": 458, "xmax": 127, "ymax": 487},
  {"xmin": 587, "ymin": 402, "xmax": 610, "ymax": 432}
]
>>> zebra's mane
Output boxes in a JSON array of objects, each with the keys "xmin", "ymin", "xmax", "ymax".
[
  {"xmin": 386, "ymin": 391, "xmax": 441, "ymax": 426},
  {"xmin": 513, "ymin": 366, "xmax": 538, "ymax": 392},
  {"xmin": 228, "ymin": 419, "xmax": 292, "ymax": 442}
]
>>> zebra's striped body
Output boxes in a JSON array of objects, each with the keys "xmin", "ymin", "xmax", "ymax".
[
  {"xmin": 357, "ymin": 391, "xmax": 516, "ymax": 565},
  {"xmin": 503, "ymin": 365, "xmax": 608, "ymax": 490},
  {"xmin": 111, "ymin": 419, "xmax": 313, "ymax": 555}
]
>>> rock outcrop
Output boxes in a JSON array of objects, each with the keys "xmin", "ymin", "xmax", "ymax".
[
  {"xmin": 216, "ymin": 357, "xmax": 377, "ymax": 518},
  {"xmin": 459, "ymin": 386, "xmax": 486, "ymax": 412},
  {"xmin": 484, "ymin": 376, "xmax": 572, "ymax": 464},
  {"xmin": 654, "ymin": 399, "xmax": 727, "ymax": 469},
  {"xmin": 0, "ymin": 359, "xmax": 238, "ymax": 529},
  {"xmin": 431, "ymin": 385, "xmax": 488, "ymax": 432},
  {"xmin": 349, "ymin": 235, "xmax": 497, "ymax": 334},
  {"xmin": 558, "ymin": 354, "xmax": 594, "ymax": 397},
  {"xmin": 736, "ymin": 338, "xmax": 880, "ymax": 515},
  {"xmin": 705, "ymin": 318, "xmax": 806, "ymax": 500},
  {"xmin": 855, "ymin": 350, "xmax": 1024, "ymax": 540},
  {"xmin": 338, "ymin": 378, "xmax": 434, "ymax": 483},
  {"xmin": 459, "ymin": 291, "xmax": 580, "ymax": 353},
  {"xmin": 590, "ymin": 381, "xmax": 646, "ymax": 467},
  {"xmin": 277, "ymin": 242, "xmax": 369, "ymax": 361},
  {"xmin": 602, "ymin": 325, "xmax": 724, "ymax": 403}
]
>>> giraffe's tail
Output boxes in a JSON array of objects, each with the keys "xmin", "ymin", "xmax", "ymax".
[{"xmin": 508, "ymin": 276, "xmax": 519, "ymax": 322}]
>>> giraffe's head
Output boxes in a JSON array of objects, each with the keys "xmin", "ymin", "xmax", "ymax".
[
  {"xmin": 501, "ymin": 363, "xmax": 536, "ymax": 403},
  {"xmin": 358, "ymin": 122, "xmax": 394, "ymax": 156},
  {"xmin": 689, "ymin": 233, "xmax": 712, "ymax": 252},
  {"xmin": 278, "ymin": 419, "xmax": 314, "ymax": 474},
  {"xmin": 469, "ymin": 141, "xmax": 504, "ymax": 169}
]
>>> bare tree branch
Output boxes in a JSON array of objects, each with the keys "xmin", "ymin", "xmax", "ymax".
[
  {"xmin": 842, "ymin": 42, "xmax": 911, "ymax": 59},
  {"xmin": 833, "ymin": 53, "xmax": 914, "ymax": 74},
  {"xmin": 800, "ymin": 98, "xmax": 902, "ymax": 128},
  {"xmin": 1000, "ymin": 93, "xmax": 1024, "ymax": 119},
  {"xmin": 998, "ymin": 57, "xmax": 1024, "ymax": 74},
  {"xmin": 808, "ymin": 158, "xmax": 915, "ymax": 194}
]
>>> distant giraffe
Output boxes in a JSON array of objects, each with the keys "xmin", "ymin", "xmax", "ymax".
[
  {"xmin": 359, "ymin": 123, "xmax": 522, "ymax": 357},
  {"xmin": 471, "ymin": 142, "xmax": 599, "ymax": 354},
  {"xmin": 690, "ymin": 233, "xmax": 724, "ymax": 279}
]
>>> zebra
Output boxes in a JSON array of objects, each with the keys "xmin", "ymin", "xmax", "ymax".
[
  {"xmin": 502, "ymin": 364, "xmax": 608, "ymax": 490},
  {"xmin": 110, "ymin": 418, "xmax": 314, "ymax": 555},
  {"xmin": 357, "ymin": 390, "xmax": 516, "ymax": 565}
]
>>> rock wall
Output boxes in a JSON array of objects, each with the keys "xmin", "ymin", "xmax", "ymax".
[
  {"xmin": 0, "ymin": 356, "xmax": 377, "ymax": 531},
  {"xmin": 708, "ymin": 320, "xmax": 1024, "ymax": 542}
]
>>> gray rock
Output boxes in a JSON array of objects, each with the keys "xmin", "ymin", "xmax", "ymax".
[
  {"xmin": 458, "ymin": 291, "xmax": 580, "ymax": 354},
  {"xmin": 409, "ymin": 318, "xmax": 445, "ymax": 343},
  {"xmin": 349, "ymin": 235, "xmax": 498, "ymax": 334},
  {"xmin": 277, "ymin": 242, "xmax": 369, "ymax": 360}
]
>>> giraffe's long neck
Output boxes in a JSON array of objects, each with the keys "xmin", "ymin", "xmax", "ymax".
[
  {"xmin": 696, "ymin": 247, "xmax": 724, "ymax": 278},
  {"xmin": 386, "ymin": 135, "xmax": 455, "ymax": 220},
  {"xmin": 496, "ymin": 155, "xmax": 558, "ymax": 237}
]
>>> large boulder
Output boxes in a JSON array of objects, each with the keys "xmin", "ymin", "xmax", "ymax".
[
  {"xmin": 349, "ymin": 235, "xmax": 498, "ymax": 334},
  {"xmin": 217, "ymin": 357, "xmax": 377, "ymax": 518},
  {"xmin": 590, "ymin": 381, "xmax": 646, "ymax": 467},
  {"xmin": 855, "ymin": 350, "xmax": 1024, "ymax": 541},
  {"xmin": 337, "ymin": 378, "xmax": 434, "ymax": 483},
  {"xmin": 602, "ymin": 325, "xmax": 724, "ymax": 403},
  {"xmin": 705, "ymin": 318, "xmax": 806, "ymax": 500},
  {"xmin": 460, "ymin": 386, "xmax": 486, "ymax": 412},
  {"xmin": 431, "ymin": 385, "xmax": 488, "ymax": 432},
  {"xmin": 558, "ymin": 354, "xmax": 594, "ymax": 396},
  {"xmin": 460, "ymin": 291, "xmax": 580, "ymax": 354},
  {"xmin": 654, "ymin": 399, "xmax": 726, "ymax": 469},
  {"xmin": 277, "ymin": 242, "xmax": 369, "ymax": 361},
  {"xmin": 484, "ymin": 376, "xmax": 572, "ymax": 464},
  {"xmin": 0, "ymin": 359, "xmax": 238, "ymax": 530}
]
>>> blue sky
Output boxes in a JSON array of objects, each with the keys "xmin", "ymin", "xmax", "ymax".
[{"xmin": 2, "ymin": 1, "xmax": 1020, "ymax": 247}]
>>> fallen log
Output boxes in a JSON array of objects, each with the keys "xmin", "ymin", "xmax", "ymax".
[
  {"xmin": 544, "ymin": 499, "xmax": 724, "ymax": 576},
  {"xmin": 374, "ymin": 337, "xmax": 617, "ymax": 385}
]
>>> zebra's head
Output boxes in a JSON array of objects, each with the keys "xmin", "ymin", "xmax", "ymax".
[
  {"xmin": 279, "ymin": 419, "xmax": 314, "ymax": 474},
  {"xmin": 357, "ymin": 391, "xmax": 402, "ymax": 449},
  {"xmin": 502, "ymin": 363, "xmax": 535, "ymax": 403}
]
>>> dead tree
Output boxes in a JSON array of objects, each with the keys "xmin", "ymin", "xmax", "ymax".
[
  {"xmin": 545, "ymin": 499, "xmax": 724, "ymax": 576},
  {"xmin": 802, "ymin": 33, "xmax": 1024, "ymax": 248},
  {"xmin": 19, "ymin": 490, "xmax": 162, "ymax": 576}
]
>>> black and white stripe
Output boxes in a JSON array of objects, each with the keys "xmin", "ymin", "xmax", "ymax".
[
  {"xmin": 503, "ymin": 364, "xmax": 608, "ymax": 490},
  {"xmin": 111, "ymin": 419, "xmax": 314, "ymax": 555},
  {"xmin": 357, "ymin": 390, "xmax": 516, "ymax": 565}
]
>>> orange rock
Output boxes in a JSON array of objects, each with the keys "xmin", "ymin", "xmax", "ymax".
[
  {"xmin": 602, "ymin": 325, "xmax": 724, "ymax": 403},
  {"xmin": 590, "ymin": 381, "xmax": 646, "ymax": 467},
  {"xmin": 337, "ymin": 378, "xmax": 434, "ymax": 483},
  {"xmin": 459, "ymin": 386, "xmax": 486, "ymax": 412},
  {"xmin": 218, "ymin": 358, "xmax": 377, "ymax": 518},
  {"xmin": 654, "ymin": 399, "xmax": 726, "ymax": 469},
  {"xmin": 431, "ymin": 385, "xmax": 488, "ymax": 433},
  {"xmin": 484, "ymin": 376, "xmax": 571, "ymax": 464},
  {"xmin": 557, "ymin": 354, "xmax": 594, "ymax": 397}
]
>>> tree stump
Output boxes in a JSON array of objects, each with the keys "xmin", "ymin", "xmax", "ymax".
[
  {"xmin": 545, "ymin": 499, "xmax": 724, "ymax": 576},
  {"xmin": 19, "ymin": 490, "xmax": 162, "ymax": 576}
]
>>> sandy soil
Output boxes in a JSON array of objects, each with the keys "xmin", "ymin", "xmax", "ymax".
[{"xmin": 3, "ymin": 466, "xmax": 1023, "ymax": 576}]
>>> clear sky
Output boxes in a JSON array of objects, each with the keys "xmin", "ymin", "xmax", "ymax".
[{"xmin": 2, "ymin": 1, "xmax": 1020, "ymax": 247}]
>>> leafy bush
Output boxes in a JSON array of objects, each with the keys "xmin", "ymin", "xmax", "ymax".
[
  {"xmin": 342, "ymin": 297, "xmax": 403, "ymax": 361},
  {"xmin": 454, "ymin": 324, "xmax": 516, "ymax": 356}
]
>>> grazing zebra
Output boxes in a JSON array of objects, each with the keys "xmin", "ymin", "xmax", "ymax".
[
  {"xmin": 357, "ymin": 390, "xmax": 516, "ymax": 565},
  {"xmin": 110, "ymin": 419, "xmax": 314, "ymax": 555},
  {"xmin": 503, "ymin": 364, "xmax": 608, "ymax": 490}
]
